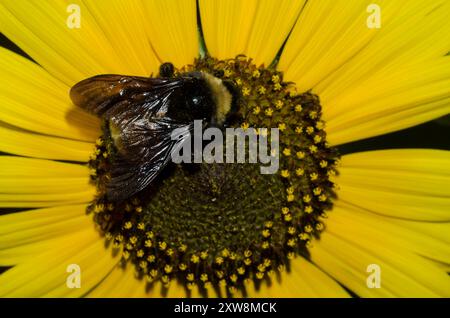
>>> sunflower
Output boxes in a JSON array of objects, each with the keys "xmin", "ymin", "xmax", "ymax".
[{"xmin": 0, "ymin": 0, "xmax": 449, "ymax": 298}]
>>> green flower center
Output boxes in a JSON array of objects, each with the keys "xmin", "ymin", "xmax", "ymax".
[{"xmin": 88, "ymin": 55, "xmax": 339, "ymax": 296}]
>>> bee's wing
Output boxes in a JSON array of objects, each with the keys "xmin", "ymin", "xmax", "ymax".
[
  {"xmin": 70, "ymin": 75, "xmax": 190, "ymax": 201},
  {"xmin": 106, "ymin": 122, "xmax": 193, "ymax": 202},
  {"xmin": 70, "ymin": 74, "xmax": 182, "ymax": 117}
]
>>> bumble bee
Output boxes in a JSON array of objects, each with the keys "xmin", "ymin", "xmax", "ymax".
[{"xmin": 70, "ymin": 63, "xmax": 238, "ymax": 202}]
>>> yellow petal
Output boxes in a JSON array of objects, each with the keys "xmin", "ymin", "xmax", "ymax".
[
  {"xmin": 0, "ymin": 204, "xmax": 86, "ymax": 242},
  {"xmin": 87, "ymin": 264, "xmax": 196, "ymax": 298},
  {"xmin": 88, "ymin": 255, "xmax": 348, "ymax": 298},
  {"xmin": 200, "ymin": 0, "xmax": 305, "ymax": 66},
  {"xmin": 317, "ymin": 1, "xmax": 450, "ymax": 99},
  {"xmin": 0, "ymin": 156, "xmax": 90, "ymax": 177},
  {"xmin": 0, "ymin": 124, "xmax": 93, "ymax": 162},
  {"xmin": 279, "ymin": 0, "xmax": 419, "ymax": 91},
  {"xmin": 0, "ymin": 0, "xmax": 136, "ymax": 85},
  {"xmin": 243, "ymin": 256, "xmax": 349, "ymax": 298},
  {"xmin": 87, "ymin": 265, "xmax": 146, "ymax": 298},
  {"xmin": 310, "ymin": 220, "xmax": 450, "ymax": 297},
  {"xmin": 336, "ymin": 149, "xmax": 450, "ymax": 221},
  {"xmin": 0, "ymin": 156, "xmax": 94, "ymax": 207},
  {"xmin": 0, "ymin": 195, "xmax": 94, "ymax": 208},
  {"xmin": 83, "ymin": 0, "xmax": 160, "ymax": 76},
  {"xmin": 0, "ymin": 48, "xmax": 99, "ymax": 141},
  {"xmin": 324, "ymin": 60, "xmax": 450, "ymax": 145},
  {"xmin": 0, "ymin": 204, "xmax": 91, "ymax": 265},
  {"xmin": 141, "ymin": 0, "xmax": 199, "ymax": 68},
  {"xmin": 279, "ymin": 0, "xmax": 450, "ymax": 145},
  {"xmin": 0, "ymin": 233, "xmax": 86, "ymax": 266},
  {"xmin": 0, "ymin": 226, "xmax": 118, "ymax": 297},
  {"xmin": 331, "ymin": 203, "xmax": 450, "ymax": 268}
]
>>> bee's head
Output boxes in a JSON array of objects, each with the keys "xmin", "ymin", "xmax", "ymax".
[
  {"xmin": 167, "ymin": 71, "xmax": 240, "ymax": 128},
  {"xmin": 165, "ymin": 74, "xmax": 214, "ymax": 123}
]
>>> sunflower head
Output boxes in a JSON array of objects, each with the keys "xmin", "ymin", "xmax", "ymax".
[{"xmin": 87, "ymin": 55, "xmax": 339, "ymax": 294}]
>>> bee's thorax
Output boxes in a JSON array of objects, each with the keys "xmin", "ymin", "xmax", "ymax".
[{"xmin": 201, "ymin": 72, "xmax": 232, "ymax": 126}]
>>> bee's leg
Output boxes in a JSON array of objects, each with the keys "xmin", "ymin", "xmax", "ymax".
[{"xmin": 159, "ymin": 62, "xmax": 175, "ymax": 78}]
